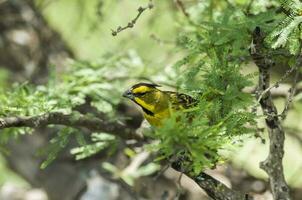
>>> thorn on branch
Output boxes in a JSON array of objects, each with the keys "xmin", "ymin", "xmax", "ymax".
[{"xmin": 111, "ymin": 0, "xmax": 154, "ymax": 36}]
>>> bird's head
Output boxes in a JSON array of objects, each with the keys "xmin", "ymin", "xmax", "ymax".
[
  {"xmin": 123, "ymin": 82, "xmax": 161, "ymax": 102},
  {"xmin": 123, "ymin": 82, "xmax": 162, "ymax": 114}
]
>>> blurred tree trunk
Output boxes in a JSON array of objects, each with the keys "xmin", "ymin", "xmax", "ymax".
[
  {"xmin": 0, "ymin": 0, "xmax": 85, "ymax": 199},
  {"xmin": 0, "ymin": 0, "xmax": 72, "ymax": 84}
]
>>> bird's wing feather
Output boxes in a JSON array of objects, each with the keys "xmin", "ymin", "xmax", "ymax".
[{"xmin": 166, "ymin": 92, "xmax": 197, "ymax": 110}]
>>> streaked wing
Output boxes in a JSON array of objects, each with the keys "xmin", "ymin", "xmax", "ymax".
[{"xmin": 166, "ymin": 92, "xmax": 197, "ymax": 110}]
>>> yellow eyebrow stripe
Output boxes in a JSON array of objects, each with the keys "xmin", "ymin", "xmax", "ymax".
[{"xmin": 132, "ymin": 86, "xmax": 150, "ymax": 94}]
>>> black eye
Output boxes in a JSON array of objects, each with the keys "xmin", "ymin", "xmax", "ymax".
[{"xmin": 134, "ymin": 92, "xmax": 147, "ymax": 96}]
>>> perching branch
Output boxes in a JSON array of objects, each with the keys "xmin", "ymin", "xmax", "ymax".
[
  {"xmin": 0, "ymin": 110, "xmax": 254, "ymax": 199},
  {"xmin": 171, "ymin": 161, "xmax": 253, "ymax": 199},
  {"xmin": 111, "ymin": 0, "xmax": 154, "ymax": 36},
  {"xmin": 250, "ymin": 26, "xmax": 291, "ymax": 200},
  {"xmin": 0, "ymin": 112, "xmax": 142, "ymax": 140},
  {"xmin": 193, "ymin": 172, "xmax": 253, "ymax": 200}
]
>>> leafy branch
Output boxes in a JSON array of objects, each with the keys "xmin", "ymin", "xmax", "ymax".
[
  {"xmin": 0, "ymin": 110, "xmax": 254, "ymax": 199},
  {"xmin": 266, "ymin": 0, "xmax": 302, "ymax": 54}
]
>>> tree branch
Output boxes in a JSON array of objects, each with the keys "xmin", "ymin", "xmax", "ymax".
[
  {"xmin": 250, "ymin": 26, "xmax": 291, "ymax": 200},
  {"xmin": 171, "ymin": 161, "xmax": 253, "ymax": 199},
  {"xmin": 0, "ymin": 110, "xmax": 254, "ymax": 199},
  {"xmin": 0, "ymin": 112, "xmax": 142, "ymax": 140},
  {"xmin": 244, "ymin": 83, "xmax": 302, "ymax": 98},
  {"xmin": 256, "ymin": 66, "xmax": 296, "ymax": 103},
  {"xmin": 192, "ymin": 172, "xmax": 253, "ymax": 200},
  {"xmin": 111, "ymin": 0, "xmax": 154, "ymax": 36}
]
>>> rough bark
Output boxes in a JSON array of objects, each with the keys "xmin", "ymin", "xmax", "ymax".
[
  {"xmin": 250, "ymin": 26, "xmax": 291, "ymax": 200},
  {"xmin": 192, "ymin": 172, "xmax": 253, "ymax": 200},
  {"xmin": 0, "ymin": 111, "xmax": 141, "ymax": 140}
]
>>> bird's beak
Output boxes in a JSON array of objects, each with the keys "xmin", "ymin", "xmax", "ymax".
[{"xmin": 123, "ymin": 89, "xmax": 134, "ymax": 100}]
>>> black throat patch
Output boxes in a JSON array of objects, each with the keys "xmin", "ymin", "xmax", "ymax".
[{"xmin": 141, "ymin": 107, "xmax": 154, "ymax": 116}]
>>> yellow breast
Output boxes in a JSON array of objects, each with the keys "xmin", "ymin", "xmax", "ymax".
[{"xmin": 143, "ymin": 109, "xmax": 170, "ymax": 127}]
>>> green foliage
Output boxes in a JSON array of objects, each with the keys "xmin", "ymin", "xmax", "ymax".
[
  {"xmin": 144, "ymin": 0, "xmax": 276, "ymax": 174},
  {"xmin": 0, "ymin": 128, "xmax": 34, "ymax": 151},
  {"xmin": 39, "ymin": 127, "xmax": 74, "ymax": 169},
  {"xmin": 0, "ymin": 52, "xmax": 149, "ymax": 166},
  {"xmin": 71, "ymin": 133, "xmax": 116, "ymax": 160},
  {"xmin": 40, "ymin": 131, "xmax": 116, "ymax": 168},
  {"xmin": 266, "ymin": 0, "xmax": 302, "ymax": 54},
  {"xmin": 0, "ymin": 83, "xmax": 53, "ymax": 117},
  {"xmin": 0, "ymin": 51, "xmax": 147, "ymax": 118},
  {"xmin": 150, "ymin": 50, "xmax": 256, "ymax": 174}
]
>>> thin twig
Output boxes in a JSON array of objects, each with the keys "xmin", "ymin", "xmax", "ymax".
[
  {"xmin": 174, "ymin": 0, "xmax": 190, "ymax": 17},
  {"xmin": 153, "ymin": 164, "xmax": 170, "ymax": 181},
  {"xmin": 174, "ymin": 172, "xmax": 184, "ymax": 200},
  {"xmin": 257, "ymin": 66, "xmax": 296, "ymax": 103},
  {"xmin": 285, "ymin": 126, "xmax": 302, "ymax": 145},
  {"xmin": 111, "ymin": 0, "xmax": 154, "ymax": 36},
  {"xmin": 244, "ymin": 82, "xmax": 302, "ymax": 98},
  {"xmin": 150, "ymin": 34, "xmax": 174, "ymax": 45},
  {"xmin": 281, "ymin": 65, "xmax": 301, "ymax": 119},
  {"xmin": 174, "ymin": 0, "xmax": 201, "ymax": 27}
]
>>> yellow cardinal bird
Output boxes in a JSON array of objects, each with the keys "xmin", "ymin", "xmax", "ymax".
[{"xmin": 123, "ymin": 83, "xmax": 197, "ymax": 127}]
